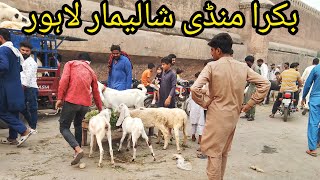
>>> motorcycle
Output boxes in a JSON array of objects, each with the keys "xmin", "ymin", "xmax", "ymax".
[
  {"xmin": 278, "ymin": 90, "xmax": 297, "ymax": 122},
  {"xmin": 175, "ymin": 81, "xmax": 194, "ymax": 115}
]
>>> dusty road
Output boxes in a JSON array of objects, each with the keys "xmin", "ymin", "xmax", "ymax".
[{"xmin": 0, "ymin": 105, "xmax": 319, "ymax": 180}]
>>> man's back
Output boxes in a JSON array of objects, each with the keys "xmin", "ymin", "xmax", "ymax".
[
  {"xmin": 302, "ymin": 65, "xmax": 316, "ymax": 82},
  {"xmin": 280, "ymin": 69, "xmax": 300, "ymax": 92},
  {"xmin": 58, "ymin": 60, "xmax": 98, "ymax": 107},
  {"xmin": 0, "ymin": 46, "xmax": 24, "ymax": 112}
]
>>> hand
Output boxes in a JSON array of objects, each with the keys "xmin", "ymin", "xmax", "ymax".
[
  {"xmin": 55, "ymin": 100, "xmax": 63, "ymax": 110},
  {"xmin": 164, "ymin": 97, "xmax": 171, "ymax": 107},
  {"xmin": 301, "ymin": 99, "xmax": 306, "ymax": 107},
  {"xmin": 241, "ymin": 104, "xmax": 252, "ymax": 113},
  {"xmin": 22, "ymin": 85, "xmax": 26, "ymax": 90}
]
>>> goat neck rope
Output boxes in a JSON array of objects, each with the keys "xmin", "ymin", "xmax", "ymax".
[{"xmin": 102, "ymin": 86, "xmax": 106, "ymax": 93}]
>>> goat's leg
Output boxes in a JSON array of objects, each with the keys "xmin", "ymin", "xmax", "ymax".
[
  {"xmin": 106, "ymin": 129, "xmax": 115, "ymax": 165},
  {"xmin": 131, "ymin": 133, "xmax": 138, "ymax": 162},
  {"xmin": 96, "ymin": 133, "xmax": 104, "ymax": 167},
  {"xmin": 173, "ymin": 127, "xmax": 181, "ymax": 153},
  {"xmin": 141, "ymin": 129, "xmax": 156, "ymax": 161},
  {"xmin": 118, "ymin": 132, "xmax": 127, "ymax": 152},
  {"xmin": 126, "ymin": 134, "xmax": 132, "ymax": 151},
  {"xmin": 89, "ymin": 134, "xmax": 95, "ymax": 158},
  {"xmin": 158, "ymin": 125, "xmax": 169, "ymax": 150}
]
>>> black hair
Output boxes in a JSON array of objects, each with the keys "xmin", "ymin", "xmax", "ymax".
[
  {"xmin": 0, "ymin": 28, "xmax": 11, "ymax": 41},
  {"xmin": 176, "ymin": 68, "xmax": 184, "ymax": 74},
  {"xmin": 290, "ymin": 62, "xmax": 299, "ymax": 68},
  {"xmin": 20, "ymin": 41, "xmax": 33, "ymax": 49},
  {"xmin": 313, "ymin": 58, "xmax": 319, "ymax": 65},
  {"xmin": 161, "ymin": 56, "xmax": 172, "ymax": 65},
  {"xmin": 168, "ymin": 54, "xmax": 177, "ymax": 59},
  {"xmin": 148, "ymin": 63, "xmax": 155, "ymax": 69},
  {"xmin": 257, "ymin": 59, "xmax": 264, "ymax": 63},
  {"xmin": 245, "ymin": 55, "xmax": 255, "ymax": 63},
  {"xmin": 284, "ymin": 62, "xmax": 290, "ymax": 66},
  {"xmin": 110, "ymin": 44, "xmax": 121, "ymax": 51},
  {"xmin": 156, "ymin": 65, "xmax": 162, "ymax": 70},
  {"xmin": 195, "ymin": 71, "xmax": 201, "ymax": 78},
  {"xmin": 78, "ymin": 52, "xmax": 92, "ymax": 62},
  {"xmin": 275, "ymin": 72, "xmax": 280, "ymax": 75},
  {"xmin": 207, "ymin": 33, "xmax": 233, "ymax": 54}
]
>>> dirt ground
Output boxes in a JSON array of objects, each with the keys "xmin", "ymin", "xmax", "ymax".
[{"xmin": 0, "ymin": 104, "xmax": 320, "ymax": 180}]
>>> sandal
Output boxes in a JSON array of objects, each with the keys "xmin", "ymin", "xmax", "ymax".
[
  {"xmin": 71, "ymin": 151, "xmax": 84, "ymax": 165},
  {"xmin": 269, "ymin": 114, "xmax": 275, "ymax": 118},
  {"xmin": 1, "ymin": 138, "xmax": 18, "ymax": 145},
  {"xmin": 17, "ymin": 129, "xmax": 35, "ymax": 147},
  {"xmin": 306, "ymin": 150, "xmax": 317, "ymax": 157}
]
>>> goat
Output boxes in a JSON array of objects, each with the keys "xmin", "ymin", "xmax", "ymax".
[
  {"xmin": 116, "ymin": 103, "xmax": 155, "ymax": 162},
  {"xmin": 88, "ymin": 109, "xmax": 114, "ymax": 167},
  {"xmin": 97, "ymin": 82, "xmax": 147, "ymax": 110},
  {"xmin": 130, "ymin": 107, "xmax": 188, "ymax": 153}
]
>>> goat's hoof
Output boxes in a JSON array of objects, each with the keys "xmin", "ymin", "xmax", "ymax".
[
  {"xmin": 162, "ymin": 147, "xmax": 167, "ymax": 150},
  {"xmin": 89, "ymin": 154, "xmax": 93, "ymax": 158},
  {"xmin": 117, "ymin": 149, "xmax": 121, "ymax": 152},
  {"xmin": 132, "ymin": 158, "xmax": 135, "ymax": 162},
  {"xmin": 98, "ymin": 163, "xmax": 103, "ymax": 168},
  {"xmin": 177, "ymin": 150, "xmax": 182, "ymax": 154},
  {"xmin": 153, "ymin": 158, "xmax": 156, "ymax": 161},
  {"xmin": 126, "ymin": 148, "xmax": 130, "ymax": 152},
  {"xmin": 156, "ymin": 142, "xmax": 160, "ymax": 144}
]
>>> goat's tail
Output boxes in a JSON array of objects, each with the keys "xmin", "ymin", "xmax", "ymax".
[{"xmin": 137, "ymin": 84, "xmax": 147, "ymax": 94}]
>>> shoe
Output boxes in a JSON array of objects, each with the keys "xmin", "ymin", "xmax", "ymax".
[
  {"xmin": 240, "ymin": 115, "xmax": 249, "ymax": 119},
  {"xmin": 71, "ymin": 151, "xmax": 84, "ymax": 165},
  {"xmin": 247, "ymin": 117, "xmax": 255, "ymax": 121},
  {"xmin": 17, "ymin": 129, "xmax": 36, "ymax": 147}
]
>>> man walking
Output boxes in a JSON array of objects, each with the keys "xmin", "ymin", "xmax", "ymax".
[
  {"xmin": 301, "ymin": 58, "xmax": 319, "ymax": 115},
  {"xmin": 191, "ymin": 33, "xmax": 270, "ymax": 179},
  {"xmin": 107, "ymin": 45, "xmax": 132, "ymax": 90},
  {"xmin": 19, "ymin": 41, "xmax": 39, "ymax": 131},
  {"xmin": 56, "ymin": 52, "xmax": 102, "ymax": 165},
  {"xmin": 0, "ymin": 28, "xmax": 35, "ymax": 146},
  {"xmin": 301, "ymin": 64, "xmax": 320, "ymax": 157},
  {"xmin": 241, "ymin": 56, "xmax": 261, "ymax": 121}
]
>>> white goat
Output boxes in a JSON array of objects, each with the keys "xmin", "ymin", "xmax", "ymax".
[
  {"xmin": 130, "ymin": 108, "xmax": 188, "ymax": 152},
  {"xmin": 88, "ymin": 109, "xmax": 114, "ymax": 167},
  {"xmin": 116, "ymin": 103, "xmax": 156, "ymax": 162},
  {"xmin": 97, "ymin": 82, "xmax": 147, "ymax": 110}
]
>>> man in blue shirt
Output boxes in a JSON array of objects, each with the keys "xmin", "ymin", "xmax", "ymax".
[
  {"xmin": 0, "ymin": 28, "xmax": 35, "ymax": 146},
  {"xmin": 107, "ymin": 45, "xmax": 132, "ymax": 90},
  {"xmin": 301, "ymin": 64, "xmax": 320, "ymax": 157}
]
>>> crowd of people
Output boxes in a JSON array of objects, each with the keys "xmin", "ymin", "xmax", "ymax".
[{"xmin": 1, "ymin": 27, "xmax": 320, "ymax": 180}]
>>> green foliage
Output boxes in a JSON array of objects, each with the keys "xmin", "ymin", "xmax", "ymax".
[
  {"xmin": 84, "ymin": 109, "xmax": 119, "ymax": 130},
  {"xmin": 110, "ymin": 109, "xmax": 119, "ymax": 130}
]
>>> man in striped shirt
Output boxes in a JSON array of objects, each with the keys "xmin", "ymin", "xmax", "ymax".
[{"xmin": 269, "ymin": 62, "xmax": 303, "ymax": 118}]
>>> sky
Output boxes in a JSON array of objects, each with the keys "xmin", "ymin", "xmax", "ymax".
[{"xmin": 301, "ymin": 0, "xmax": 320, "ymax": 11}]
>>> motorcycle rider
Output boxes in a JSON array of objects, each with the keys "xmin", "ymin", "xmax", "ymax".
[{"xmin": 269, "ymin": 62, "xmax": 303, "ymax": 118}]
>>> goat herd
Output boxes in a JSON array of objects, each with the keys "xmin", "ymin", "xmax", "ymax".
[{"xmin": 87, "ymin": 82, "xmax": 189, "ymax": 167}]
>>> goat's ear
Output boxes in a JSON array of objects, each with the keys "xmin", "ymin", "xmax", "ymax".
[{"xmin": 116, "ymin": 107, "xmax": 125, "ymax": 127}]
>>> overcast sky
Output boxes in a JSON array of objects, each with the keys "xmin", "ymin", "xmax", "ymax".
[{"xmin": 301, "ymin": 0, "xmax": 320, "ymax": 11}]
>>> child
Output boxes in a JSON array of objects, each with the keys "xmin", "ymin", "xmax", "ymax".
[
  {"xmin": 158, "ymin": 56, "xmax": 176, "ymax": 108},
  {"xmin": 141, "ymin": 63, "xmax": 155, "ymax": 92},
  {"xmin": 176, "ymin": 68, "xmax": 188, "ymax": 98},
  {"xmin": 151, "ymin": 65, "xmax": 162, "ymax": 105},
  {"xmin": 190, "ymin": 72, "xmax": 205, "ymax": 144}
]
